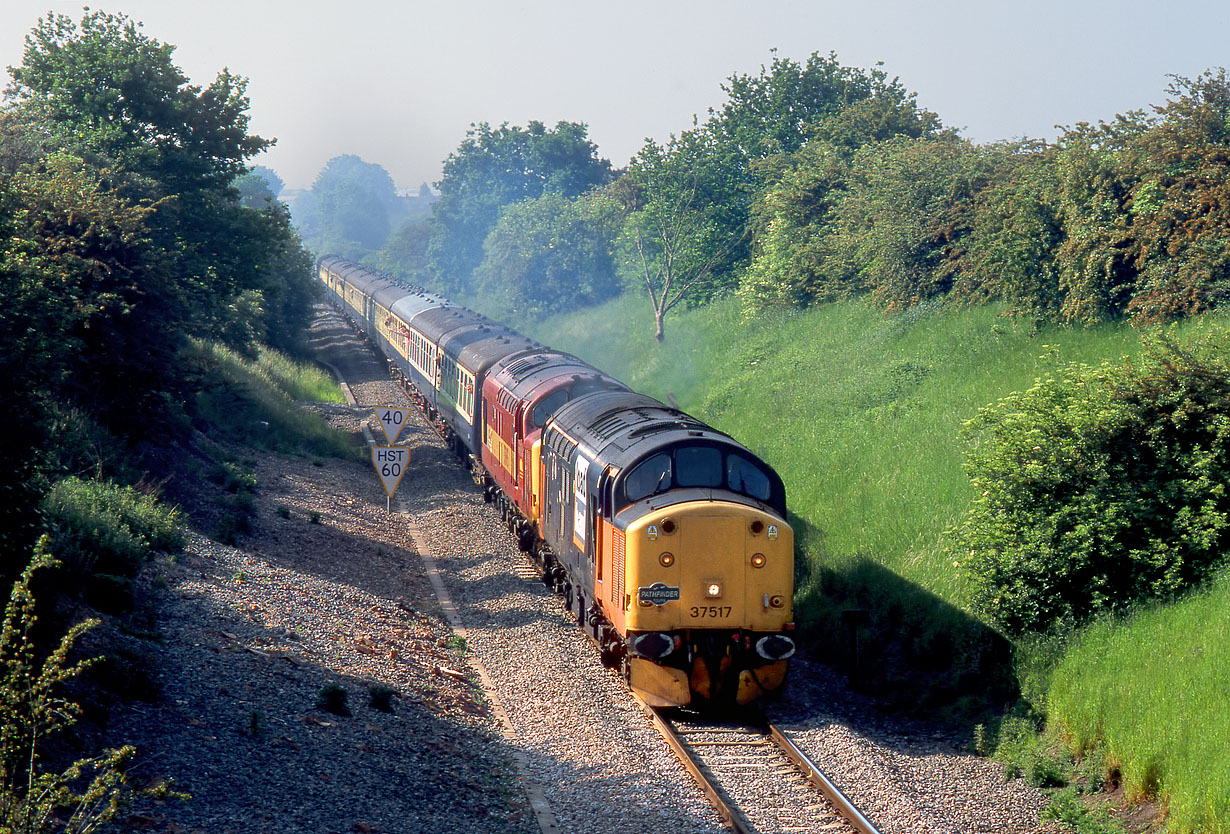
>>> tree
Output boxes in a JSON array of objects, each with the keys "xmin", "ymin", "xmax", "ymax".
[
  {"xmin": 827, "ymin": 136, "xmax": 995, "ymax": 311},
  {"xmin": 1127, "ymin": 69, "xmax": 1230, "ymax": 320},
  {"xmin": 712, "ymin": 51, "xmax": 915, "ymax": 160},
  {"xmin": 233, "ymin": 164, "xmax": 284, "ymax": 211},
  {"xmin": 2, "ymin": 9, "xmax": 318, "ymax": 415},
  {"xmin": 1, "ymin": 150, "xmax": 176, "ymax": 429},
  {"xmin": 739, "ymin": 91, "xmax": 952, "ymax": 310},
  {"xmin": 474, "ymin": 190, "xmax": 623, "ymax": 319},
  {"xmin": 427, "ymin": 120, "xmax": 613, "ymax": 297},
  {"xmin": 951, "ymin": 335, "xmax": 1230, "ymax": 636},
  {"xmin": 619, "ymin": 132, "xmax": 746, "ymax": 341},
  {"xmin": 6, "ymin": 11, "xmax": 269, "ymax": 195},
  {"xmin": 233, "ymin": 172, "xmax": 277, "ymax": 209},
  {"xmin": 307, "ymin": 154, "xmax": 400, "ymax": 257},
  {"xmin": 962, "ymin": 141, "xmax": 1066, "ymax": 318},
  {"xmin": 375, "ymin": 218, "xmax": 434, "ymax": 286}
]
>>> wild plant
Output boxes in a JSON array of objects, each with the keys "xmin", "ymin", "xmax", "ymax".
[{"xmin": 0, "ymin": 539, "xmax": 134, "ymax": 833}]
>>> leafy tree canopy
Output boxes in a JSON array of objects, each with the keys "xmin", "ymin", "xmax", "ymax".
[
  {"xmin": 306, "ymin": 154, "xmax": 400, "ymax": 257},
  {"xmin": 428, "ymin": 120, "xmax": 614, "ymax": 296},
  {"xmin": 474, "ymin": 190, "xmax": 623, "ymax": 319},
  {"xmin": 712, "ymin": 50, "xmax": 921, "ymax": 160},
  {"xmin": 0, "ymin": 8, "xmax": 316, "ymax": 430},
  {"xmin": 5, "ymin": 10, "xmax": 270, "ymax": 195}
]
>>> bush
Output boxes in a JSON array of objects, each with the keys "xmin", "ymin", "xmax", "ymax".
[
  {"xmin": 368, "ymin": 685, "xmax": 396, "ymax": 713},
  {"xmin": 40, "ymin": 478, "xmax": 185, "ymax": 578},
  {"xmin": 951, "ymin": 331, "xmax": 1230, "ymax": 635},
  {"xmin": 994, "ymin": 715, "xmax": 1069, "ymax": 788}
]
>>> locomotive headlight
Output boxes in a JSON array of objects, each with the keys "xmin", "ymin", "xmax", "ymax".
[
  {"xmin": 750, "ymin": 553, "xmax": 767, "ymax": 569},
  {"xmin": 659, "ymin": 552, "xmax": 675, "ymax": 568},
  {"xmin": 706, "ymin": 582, "xmax": 723, "ymax": 599}
]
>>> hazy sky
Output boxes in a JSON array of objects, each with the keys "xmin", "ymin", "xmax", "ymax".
[{"xmin": 2, "ymin": 1, "xmax": 1226, "ymax": 191}]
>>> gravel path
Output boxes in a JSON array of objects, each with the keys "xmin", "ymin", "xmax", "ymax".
[{"xmin": 97, "ymin": 305, "xmax": 1060, "ymax": 833}]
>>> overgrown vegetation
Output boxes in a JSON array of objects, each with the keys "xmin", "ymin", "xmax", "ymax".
[
  {"xmin": 0, "ymin": 10, "xmax": 356, "ymax": 826},
  {"xmin": 0, "ymin": 8, "xmax": 322, "ymax": 577},
  {"xmin": 39, "ymin": 478, "xmax": 184, "ymax": 581},
  {"xmin": 1047, "ymin": 577, "xmax": 1230, "ymax": 832},
  {"xmin": 952, "ymin": 330, "xmax": 1230, "ymax": 636},
  {"xmin": 192, "ymin": 341, "xmax": 356, "ymax": 461},
  {"xmin": 0, "ymin": 543, "xmax": 134, "ymax": 833}
]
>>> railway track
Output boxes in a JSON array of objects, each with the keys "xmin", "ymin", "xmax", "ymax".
[{"xmin": 636, "ymin": 698, "xmax": 882, "ymax": 834}]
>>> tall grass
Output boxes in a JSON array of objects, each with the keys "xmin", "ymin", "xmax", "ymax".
[
  {"xmin": 193, "ymin": 341, "xmax": 357, "ymax": 460},
  {"xmin": 253, "ymin": 346, "xmax": 347, "ymax": 404},
  {"xmin": 40, "ymin": 477, "xmax": 184, "ymax": 577},
  {"xmin": 1047, "ymin": 578, "xmax": 1230, "ymax": 833}
]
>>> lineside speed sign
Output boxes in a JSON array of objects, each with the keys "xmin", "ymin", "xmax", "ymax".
[
  {"xmin": 374, "ymin": 407, "xmax": 411, "ymax": 443},
  {"xmin": 371, "ymin": 446, "xmax": 410, "ymax": 497}
]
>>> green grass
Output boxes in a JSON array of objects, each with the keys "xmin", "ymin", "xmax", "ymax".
[
  {"xmin": 193, "ymin": 341, "xmax": 358, "ymax": 460},
  {"xmin": 1046, "ymin": 578, "xmax": 1230, "ymax": 833},
  {"xmin": 253, "ymin": 346, "xmax": 348, "ymax": 404},
  {"xmin": 40, "ymin": 476, "xmax": 185, "ymax": 578},
  {"xmin": 531, "ymin": 296, "xmax": 1148, "ymax": 599}
]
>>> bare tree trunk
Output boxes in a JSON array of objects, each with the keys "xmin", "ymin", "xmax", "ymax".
[{"xmin": 654, "ymin": 308, "xmax": 665, "ymax": 342}]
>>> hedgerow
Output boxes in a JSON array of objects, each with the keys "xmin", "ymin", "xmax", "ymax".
[{"xmin": 950, "ymin": 330, "xmax": 1230, "ymax": 636}]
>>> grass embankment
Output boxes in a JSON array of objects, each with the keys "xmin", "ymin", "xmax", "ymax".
[
  {"xmin": 531, "ymin": 296, "xmax": 1144, "ymax": 695},
  {"xmin": 1047, "ymin": 580, "xmax": 1230, "ymax": 833},
  {"xmin": 193, "ymin": 341, "xmax": 356, "ymax": 460},
  {"xmin": 524, "ymin": 294, "xmax": 1230, "ymax": 829}
]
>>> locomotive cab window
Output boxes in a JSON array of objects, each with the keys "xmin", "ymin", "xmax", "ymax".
[
  {"xmin": 622, "ymin": 445, "xmax": 777, "ymax": 506},
  {"xmin": 676, "ymin": 446, "xmax": 723, "ymax": 488},
  {"xmin": 727, "ymin": 453, "xmax": 772, "ymax": 501},
  {"xmin": 625, "ymin": 453, "xmax": 672, "ymax": 501}
]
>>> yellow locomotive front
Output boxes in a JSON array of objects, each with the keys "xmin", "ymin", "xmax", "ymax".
[
  {"xmin": 537, "ymin": 392, "xmax": 796, "ymax": 709},
  {"xmin": 616, "ymin": 501, "xmax": 795, "ymax": 706}
]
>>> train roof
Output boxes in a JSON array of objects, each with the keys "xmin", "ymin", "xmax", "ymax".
[
  {"xmin": 442, "ymin": 325, "xmax": 540, "ymax": 377},
  {"xmin": 320, "ymin": 257, "xmax": 427, "ymax": 309},
  {"xmin": 389, "ymin": 288, "xmax": 451, "ymax": 323},
  {"xmin": 545, "ymin": 390, "xmax": 721, "ymax": 460},
  {"xmin": 489, "ymin": 349, "xmax": 626, "ymax": 397},
  {"xmin": 412, "ymin": 306, "xmax": 488, "ymax": 343}
]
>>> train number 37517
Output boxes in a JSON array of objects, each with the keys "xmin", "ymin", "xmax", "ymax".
[{"xmin": 690, "ymin": 606, "xmax": 733, "ymax": 618}]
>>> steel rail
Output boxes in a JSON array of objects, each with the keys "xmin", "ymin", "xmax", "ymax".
[
  {"xmin": 635, "ymin": 693, "xmax": 885, "ymax": 834},
  {"xmin": 768, "ymin": 723, "xmax": 882, "ymax": 834},
  {"xmin": 633, "ymin": 695, "xmax": 754, "ymax": 833}
]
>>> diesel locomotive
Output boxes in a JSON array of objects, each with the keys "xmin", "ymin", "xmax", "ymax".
[{"xmin": 318, "ymin": 256, "xmax": 796, "ymax": 707}]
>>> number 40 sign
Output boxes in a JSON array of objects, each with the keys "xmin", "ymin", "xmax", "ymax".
[{"xmin": 374, "ymin": 407, "xmax": 411, "ymax": 443}]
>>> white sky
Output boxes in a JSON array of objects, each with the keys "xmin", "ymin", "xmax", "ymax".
[{"xmin": 1, "ymin": 0, "xmax": 1226, "ymax": 191}]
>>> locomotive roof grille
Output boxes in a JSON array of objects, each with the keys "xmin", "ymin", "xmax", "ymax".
[
  {"xmin": 504, "ymin": 355, "xmax": 549, "ymax": 375},
  {"xmin": 627, "ymin": 419, "xmax": 703, "ymax": 439}
]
